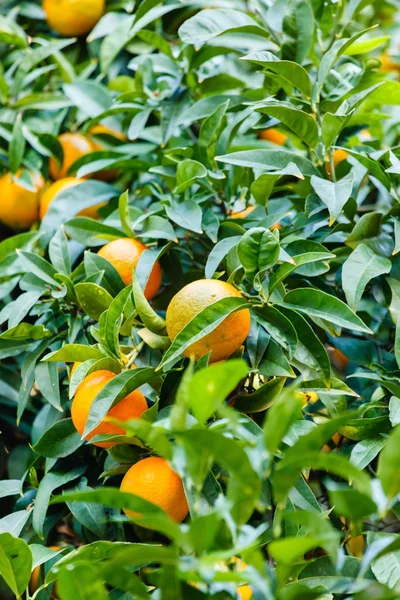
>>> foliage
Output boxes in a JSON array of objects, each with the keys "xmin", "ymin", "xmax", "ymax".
[{"xmin": 1, "ymin": 0, "xmax": 400, "ymax": 599}]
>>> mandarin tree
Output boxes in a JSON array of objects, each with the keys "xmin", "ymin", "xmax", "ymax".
[{"xmin": 1, "ymin": 1, "xmax": 400, "ymax": 599}]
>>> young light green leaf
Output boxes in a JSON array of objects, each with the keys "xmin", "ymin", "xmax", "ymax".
[{"xmin": 241, "ymin": 51, "xmax": 312, "ymax": 97}]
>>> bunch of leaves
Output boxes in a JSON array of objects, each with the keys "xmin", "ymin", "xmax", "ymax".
[{"xmin": 2, "ymin": 0, "xmax": 400, "ymax": 599}]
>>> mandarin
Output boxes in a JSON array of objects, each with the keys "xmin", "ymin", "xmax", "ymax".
[
  {"xmin": 120, "ymin": 456, "xmax": 189, "ymax": 523},
  {"xmin": 97, "ymin": 238, "xmax": 162, "ymax": 299},
  {"xmin": 259, "ymin": 128, "xmax": 288, "ymax": 145},
  {"xmin": 165, "ymin": 279, "xmax": 251, "ymax": 362},
  {"xmin": 0, "ymin": 171, "xmax": 44, "ymax": 230},
  {"xmin": 71, "ymin": 370, "xmax": 147, "ymax": 448},
  {"xmin": 49, "ymin": 133, "xmax": 94, "ymax": 180},
  {"xmin": 40, "ymin": 177, "xmax": 104, "ymax": 220},
  {"xmin": 43, "ymin": 0, "xmax": 105, "ymax": 37}
]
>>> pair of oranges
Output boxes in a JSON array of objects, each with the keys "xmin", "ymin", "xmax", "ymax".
[{"xmin": 0, "ymin": 126, "xmax": 124, "ymax": 230}]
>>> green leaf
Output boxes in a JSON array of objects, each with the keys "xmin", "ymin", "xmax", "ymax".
[
  {"xmin": 253, "ymin": 100, "xmax": 318, "ymax": 148},
  {"xmin": 342, "ymin": 243, "xmax": 391, "ymax": 311},
  {"xmin": 131, "ymin": 269, "xmax": 166, "ymax": 334},
  {"xmin": 251, "ymin": 162, "xmax": 304, "ymax": 205},
  {"xmin": 99, "ymin": 287, "xmax": 132, "ymax": 357},
  {"xmin": 32, "ymin": 466, "xmax": 86, "ymax": 538},
  {"xmin": 269, "ymin": 251, "xmax": 335, "ymax": 293},
  {"xmin": 264, "ymin": 388, "xmax": 303, "ymax": 453},
  {"xmin": 51, "ymin": 488, "xmax": 183, "ymax": 542},
  {"xmin": 344, "ymin": 35, "xmax": 390, "ymax": 55},
  {"xmin": 55, "ymin": 563, "xmax": 108, "ymax": 600},
  {"xmin": 159, "ymin": 297, "xmax": 251, "ymax": 369},
  {"xmin": 216, "ymin": 149, "xmax": 319, "ymax": 176},
  {"xmin": 242, "ymin": 51, "xmax": 312, "ymax": 97},
  {"xmin": 33, "ymin": 418, "xmax": 82, "ymax": 458},
  {"xmin": 165, "ymin": 200, "xmax": 203, "ymax": 234},
  {"xmin": 35, "ymin": 362, "xmax": 62, "ymax": 411},
  {"xmin": 377, "ymin": 426, "xmax": 400, "ymax": 502},
  {"xmin": 315, "ymin": 26, "xmax": 376, "ymax": 99},
  {"xmin": 205, "ymin": 236, "xmax": 241, "ymax": 279},
  {"xmin": 178, "ymin": 9, "xmax": 268, "ymax": 45},
  {"xmin": 44, "ymin": 344, "xmax": 105, "ymax": 363},
  {"xmin": 0, "ymin": 15, "xmax": 27, "ymax": 47},
  {"xmin": 278, "ymin": 307, "xmax": 331, "ymax": 384},
  {"xmin": 174, "ymin": 159, "xmax": 207, "ymax": 194},
  {"xmin": 237, "ymin": 227, "xmax": 280, "ymax": 278},
  {"xmin": 9, "ymin": 115, "xmax": 25, "ymax": 173},
  {"xmin": 311, "ymin": 173, "xmax": 354, "ymax": 226},
  {"xmin": 281, "ymin": 0, "xmax": 314, "ymax": 64},
  {"xmin": 0, "ymin": 533, "xmax": 32, "ymax": 598},
  {"xmin": 253, "ymin": 305, "xmax": 298, "ymax": 358},
  {"xmin": 76, "ymin": 282, "xmax": 113, "ymax": 320},
  {"xmin": 350, "ymin": 438, "xmax": 386, "ymax": 470},
  {"xmin": 326, "ymin": 481, "xmax": 377, "ymax": 520},
  {"xmin": 188, "ymin": 359, "xmax": 248, "ymax": 423},
  {"xmin": 49, "ymin": 227, "xmax": 71, "ymax": 275},
  {"xmin": 17, "ymin": 250, "xmax": 59, "ymax": 287},
  {"xmin": 235, "ymin": 376, "xmax": 286, "ymax": 413},
  {"xmin": 118, "ymin": 190, "xmax": 135, "ymax": 238},
  {"xmin": 282, "ymin": 288, "xmax": 372, "ymax": 334}
]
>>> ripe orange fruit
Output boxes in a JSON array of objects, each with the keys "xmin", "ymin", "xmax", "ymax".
[
  {"xmin": 120, "ymin": 456, "xmax": 189, "ymax": 523},
  {"xmin": 346, "ymin": 534, "xmax": 365, "ymax": 557},
  {"xmin": 259, "ymin": 128, "xmax": 288, "ymax": 145},
  {"xmin": 89, "ymin": 124, "xmax": 127, "ymax": 146},
  {"xmin": 230, "ymin": 206, "xmax": 255, "ymax": 219},
  {"xmin": 49, "ymin": 133, "xmax": 94, "ymax": 180},
  {"xmin": 30, "ymin": 546, "xmax": 61, "ymax": 595},
  {"xmin": 0, "ymin": 171, "xmax": 44, "ymax": 230},
  {"xmin": 379, "ymin": 53, "xmax": 400, "ymax": 73},
  {"xmin": 333, "ymin": 149, "xmax": 348, "ymax": 168},
  {"xmin": 71, "ymin": 370, "xmax": 147, "ymax": 448},
  {"xmin": 165, "ymin": 279, "xmax": 251, "ymax": 362},
  {"xmin": 329, "ymin": 347, "xmax": 349, "ymax": 371},
  {"xmin": 88, "ymin": 124, "xmax": 126, "ymax": 182},
  {"xmin": 40, "ymin": 177, "xmax": 104, "ymax": 220},
  {"xmin": 97, "ymin": 238, "xmax": 162, "ymax": 298},
  {"xmin": 43, "ymin": 0, "xmax": 105, "ymax": 37}
]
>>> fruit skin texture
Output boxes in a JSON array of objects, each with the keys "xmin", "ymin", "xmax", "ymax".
[
  {"xmin": 166, "ymin": 279, "xmax": 251, "ymax": 363},
  {"xmin": 98, "ymin": 238, "xmax": 162, "ymax": 299},
  {"xmin": 43, "ymin": 0, "xmax": 105, "ymax": 37},
  {"xmin": 259, "ymin": 128, "xmax": 288, "ymax": 145},
  {"xmin": 0, "ymin": 171, "xmax": 44, "ymax": 230},
  {"xmin": 49, "ymin": 133, "xmax": 94, "ymax": 180},
  {"xmin": 40, "ymin": 177, "xmax": 104, "ymax": 220},
  {"xmin": 71, "ymin": 370, "xmax": 148, "ymax": 448},
  {"xmin": 120, "ymin": 457, "xmax": 189, "ymax": 523}
]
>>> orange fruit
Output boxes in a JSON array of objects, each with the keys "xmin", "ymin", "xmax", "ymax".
[
  {"xmin": 346, "ymin": 534, "xmax": 365, "ymax": 558},
  {"xmin": 238, "ymin": 586, "xmax": 253, "ymax": 600},
  {"xmin": 329, "ymin": 347, "xmax": 349, "ymax": 371},
  {"xmin": 379, "ymin": 53, "xmax": 400, "ymax": 73},
  {"xmin": 89, "ymin": 124, "xmax": 127, "ymax": 145},
  {"xmin": 40, "ymin": 177, "xmax": 104, "ymax": 220},
  {"xmin": 259, "ymin": 128, "xmax": 288, "ymax": 145},
  {"xmin": 0, "ymin": 171, "xmax": 44, "ymax": 230},
  {"xmin": 333, "ymin": 149, "xmax": 348, "ymax": 168},
  {"xmin": 97, "ymin": 238, "xmax": 162, "ymax": 299},
  {"xmin": 43, "ymin": 0, "xmax": 105, "ymax": 37},
  {"xmin": 88, "ymin": 124, "xmax": 126, "ymax": 182},
  {"xmin": 165, "ymin": 279, "xmax": 251, "ymax": 363},
  {"xmin": 230, "ymin": 206, "xmax": 255, "ymax": 219},
  {"xmin": 30, "ymin": 546, "xmax": 61, "ymax": 595},
  {"xmin": 71, "ymin": 370, "xmax": 147, "ymax": 448},
  {"xmin": 49, "ymin": 133, "xmax": 94, "ymax": 180},
  {"xmin": 120, "ymin": 456, "xmax": 189, "ymax": 523}
]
